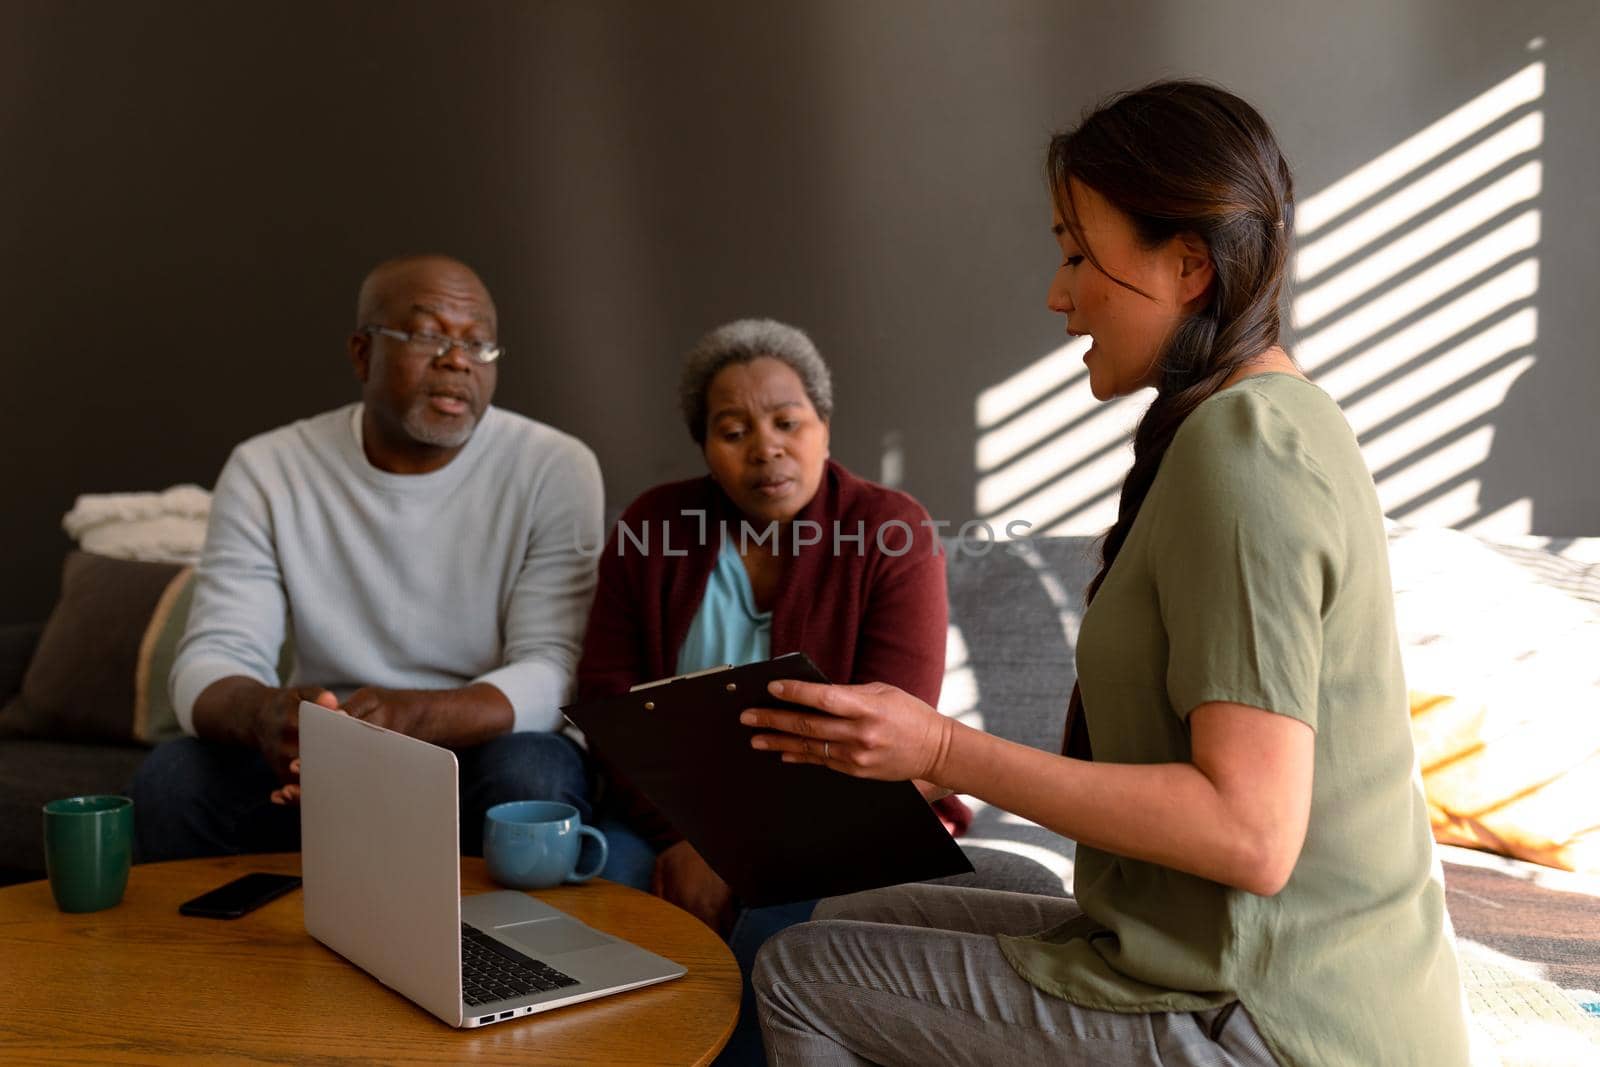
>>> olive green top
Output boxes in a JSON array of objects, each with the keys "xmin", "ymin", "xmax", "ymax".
[{"xmin": 998, "ymin": 374, "xmax": 1469, "ymax": 1067}]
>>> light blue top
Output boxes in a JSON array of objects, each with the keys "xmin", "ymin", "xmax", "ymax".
[
  {"xmin": 675, "ymin": 536, "xmax": 772, "ymax": 673},
  {"xmin": 170, "ymin": 403, "xmax": 604, "ymax": 735}
]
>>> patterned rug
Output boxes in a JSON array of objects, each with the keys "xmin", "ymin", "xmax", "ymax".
[
  {"xmin": 1446, "ymin": 846, "xmax": 1600, "ymax": 1066},
  {"xmin": 1460, "ymin": 940, "xmax": 1600, "ymax": 1067}
]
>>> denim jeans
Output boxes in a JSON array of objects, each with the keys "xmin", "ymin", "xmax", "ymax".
[{"xmin": 129, "ymin": 731, "xmax": 590, "ymax": 862}]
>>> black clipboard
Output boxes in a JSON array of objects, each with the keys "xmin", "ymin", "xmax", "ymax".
[{"xmin": 564, "ymin": 653, "xmax": 973, "ymax": 906}]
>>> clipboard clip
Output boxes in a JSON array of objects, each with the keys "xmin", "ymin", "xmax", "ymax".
[{"xmin": 629, "ymin": 663, "xmax": 734, "ymax": 693}]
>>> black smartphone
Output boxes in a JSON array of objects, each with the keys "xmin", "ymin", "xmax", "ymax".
[{"xmin": 177, "ymin": 872, "xmax": 303, "ymax": 919}]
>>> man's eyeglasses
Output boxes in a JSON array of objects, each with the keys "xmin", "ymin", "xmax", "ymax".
[{"xmin": 361, "ymin": 325, "xmax": 503, "ymax": 365}]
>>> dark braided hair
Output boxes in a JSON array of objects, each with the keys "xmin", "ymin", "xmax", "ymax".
[{"xmin": 1054, "ymin": 81, "xmax": 1296, "ymax": 759}]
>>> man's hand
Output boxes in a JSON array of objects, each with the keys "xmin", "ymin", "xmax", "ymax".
[
  {"xmin": 252, "ymin": 687, "xmax": 339, "ymax": 780},
  {"xmin": 652, "ymin": 841, "xmax": 735, "ymax": 936},
  {"xmin": 259, "ymin": 687, "xmax": 339, "ymax": 806},
  {"xmin": 340, "ymin": 687, "xmax": 436, "ymax": 740},
  {"xmin": 191, "ymin": 676, "xmax": 339, "ymax": 807},
  {"xmin": 337, "ymin": 682, "xmax": 514, "ymax": 748},
  {"xmin": 194, "ymin": 677, "xmax": 516, "ymax": 805}
]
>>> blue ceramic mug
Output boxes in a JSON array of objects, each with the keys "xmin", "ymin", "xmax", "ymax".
[{"xmin": 483, "ymin": 801, "xmax": 608, "ymax": 890}]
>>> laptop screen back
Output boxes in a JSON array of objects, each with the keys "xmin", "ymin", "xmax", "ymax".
[{"xmin": 300, "ymin": 702, "xmax": 465, "ymax": 1026}]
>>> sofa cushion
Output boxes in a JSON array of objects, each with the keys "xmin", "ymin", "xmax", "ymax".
[
  {"xmin": 1414, "ymin": 689, "xmax": 1600, "ymax": 874},
  {"xmin": 0, "ymin": 622, "xmax": 43, "ymax": 705},
  {"xmin": 0, "ymin": 552, "xmax": 191, "ymax": 745},
  {"xmin": 1389, "ymin": 524, "xmax": 1600, "ymax": 699},
  {"xmin": 1389, "ymin": 525, "xmax": 1600, "ymax": 873}
]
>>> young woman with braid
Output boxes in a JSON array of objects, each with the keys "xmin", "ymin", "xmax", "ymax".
[{"xmin": 741, "ymin": 82, "xmax": 1470, "ymax": 1067}]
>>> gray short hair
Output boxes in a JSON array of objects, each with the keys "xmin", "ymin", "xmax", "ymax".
[{"xmin": 680, "ymin": 318, "xmax": 834, "ymax": 445}]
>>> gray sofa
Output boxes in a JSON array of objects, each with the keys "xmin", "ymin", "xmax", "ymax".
[
  {"xmin": 0, "ymin": 536, "xmax": 1091, "ymax": 884},
  {"xmin": 3, "ymin": 534, "xmax": 1597, "ymax": 1061}
]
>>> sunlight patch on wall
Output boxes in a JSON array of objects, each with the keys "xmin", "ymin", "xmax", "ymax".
[
  {"xmin": 1293, "ymin": 64, "xmax": 1543, "ymax": 234},
  {"xmin": 1296, "ymin": 62, "xmax": 1544, "ymax": 537},
  {"xmin": 974, "ymin": 336, "xmax": 1147, "ymax": 536},
  {"xmin": 975, "ymin": 61, "xmax": 1548, "ymax": 544}
]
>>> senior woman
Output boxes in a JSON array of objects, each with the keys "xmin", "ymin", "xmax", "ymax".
[{"xmin": 576, "ymin": 318, "xmax": 1057, "ymax": 1065}]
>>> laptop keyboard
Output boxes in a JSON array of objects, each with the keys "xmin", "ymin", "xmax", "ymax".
[{"xmin": 461, "ymin": 923, "xmax": 581, "ymax": 1007}]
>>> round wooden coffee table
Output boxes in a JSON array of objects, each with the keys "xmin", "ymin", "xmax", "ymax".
[{"xmin": 0, "ymin": 854, "xmax": 740, "ymax": 1064}]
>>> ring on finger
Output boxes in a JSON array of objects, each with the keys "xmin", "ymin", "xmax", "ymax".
[{"xmin": 823, "ymin": 741, "xmax": 830, "ymax": 760}]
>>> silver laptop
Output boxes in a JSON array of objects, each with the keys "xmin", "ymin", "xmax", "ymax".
[{"xmin": 298, "ymin": 702, "xmax": 685, "ymax": 1028}]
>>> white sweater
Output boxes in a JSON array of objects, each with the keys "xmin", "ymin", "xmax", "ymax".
[{"xmin": 170, "ymin": 403, "xmax": 604, "ymax": 735}]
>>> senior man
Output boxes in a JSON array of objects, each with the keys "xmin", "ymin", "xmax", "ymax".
[{"xmin": 131, "ymin": 254, "xmax": 603, "ymax": 860}]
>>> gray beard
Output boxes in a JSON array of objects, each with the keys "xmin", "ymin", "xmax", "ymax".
[{"xmin": 402, "ymin": 403, "xmax": 477, "ymax": 449}]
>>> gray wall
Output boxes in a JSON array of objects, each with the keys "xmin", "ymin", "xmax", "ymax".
[{"xmin": 4, "ymin": 0, "xmax": 1596, "ymax": 621}]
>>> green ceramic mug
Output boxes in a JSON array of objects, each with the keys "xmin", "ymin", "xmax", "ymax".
[{"xmin": 42, "ymin": 795, "xmax": 134, "ymax": 913}]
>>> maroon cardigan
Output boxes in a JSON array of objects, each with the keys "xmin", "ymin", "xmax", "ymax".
[{"xmin": 576, "ymin": 459, "xmax": 967, "ymax": 849}]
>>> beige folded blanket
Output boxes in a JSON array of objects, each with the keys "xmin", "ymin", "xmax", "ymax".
[{"xmin": 61, "ymin": 484, "xmax": 212, "ymax": 563}]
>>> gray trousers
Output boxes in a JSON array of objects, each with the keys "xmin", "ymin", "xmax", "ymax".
[{"xmin": 753, "ymin": 883, "xmax": 1279, "ymax": 1067}]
